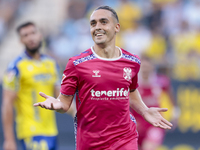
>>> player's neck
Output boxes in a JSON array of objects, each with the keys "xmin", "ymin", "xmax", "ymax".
[
  {"xmin": 26, "ymin": 50, "xmax": 41, "ymax": 60},
  {"xmin": 93, "ymin": 44, "xmax": 120, "ymax": 59},
  {"xmin": 32, "ymin": 53, "xmax": 41, "ymax": 60}
]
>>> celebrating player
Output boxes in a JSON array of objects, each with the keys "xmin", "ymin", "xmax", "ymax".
[
  {"xmin": 34, "ymin": 6, "xmax": 172, "ymax": 150},
  {"xmin": 2, "ymin": 22, "xmax": 60, "ymax": 150}
]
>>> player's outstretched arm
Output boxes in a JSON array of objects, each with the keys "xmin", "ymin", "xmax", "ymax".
[
  {"xmin": 34, "ymin": 92, "xmax": 74, "ymax": 114},
  {"xmin": 129, "ymin": 89, "xmax": 173, "ymax": 129}
]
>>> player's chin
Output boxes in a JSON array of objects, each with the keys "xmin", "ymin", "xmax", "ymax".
[{"xmin": 94, "ymin": 39, "xmax": 106, "ymax": 45}]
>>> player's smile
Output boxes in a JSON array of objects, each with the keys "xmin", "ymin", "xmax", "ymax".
[
  {"xmin": 96, "ymin": 33, "xmax": 103, "ymax": 37},
  {"xmin": 94, "ymin": 30, "xmax": 106, "ymax": 37},
  {"xmin": 93, "ymin": 30, "xmax": 107, "ymax": 44}
]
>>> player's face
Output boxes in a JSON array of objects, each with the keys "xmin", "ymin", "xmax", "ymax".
[
  {"xmin": 19, "ymin": 25, "xmax": 42, "ymax": 52},
  {"xmin": 90, "ymin": 9, "xmax": 120, "ymax": 46}
]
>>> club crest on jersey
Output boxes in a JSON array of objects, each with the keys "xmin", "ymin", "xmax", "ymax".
[
  {"xmin": 61, "ymin": 74, "xmax": 66, "ymax": 84},
  {"xmin": 123, "ymin": 67, "xmax": 132, "ymax": 81},
  {"xmin": 92, "ymin": 70, "xmax": 101, "ymax": 77}
]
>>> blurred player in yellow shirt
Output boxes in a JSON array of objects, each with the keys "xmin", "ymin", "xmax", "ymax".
[{"xmin": 2, "ymin": 22, "xmax": 60, "ymax": 150}]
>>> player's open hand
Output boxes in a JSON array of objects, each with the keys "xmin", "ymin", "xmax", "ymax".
[
  {"xmin": 33, "ymin": 92, "xmax": 63, "ymax": 110},
  {"xmin": 142, "ymin": 107, "xmax": 173, "ymax": 130}
]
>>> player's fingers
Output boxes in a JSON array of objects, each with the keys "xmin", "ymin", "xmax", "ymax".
[
  {"xmin": 162, "ymin": 119, "xmax": 173, "ymax": 127},
  {"xmin": 39, "ymin": 103, "xmax": 45, "ymax": 108},
  {"xmin": 34, "ymin": 102, "xmax": 45, "ymax": 108},
  {"xmin": 33, "ymin": 103, "xmax": 39, "ymax": 107},
  {"xmin": 33, "ymin": 102, "xmax": 50, "ymax": 110},
  {"xmin": 157, "ymin": 123, "xmax": 166, "ymax": 129},
  {"xmin": 50, "ymin": 103, "xmax": 55, "ymax": 110},
  {"xmin": 39, "ymin": 92, "xmax": 49, "ymax": 99},
  {"xmin": 159, "ymin": 121, "xmax": 171, "ymax": 129},
  {"xmin": 33, "ymin": 102, "xmax": 42, "ymax": 107},
  {"xmin": 152, "ymin": 122, "xmax": 159, "ymax": 127},
  {"xmin": 153, "ymin": 122, "xmax": 170, "ymax": 129},
  {"xmin": 158, "ymin": 108, "xmax": 168, "ymax": 112}
]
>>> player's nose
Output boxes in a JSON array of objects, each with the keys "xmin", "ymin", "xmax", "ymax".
[{"xmin": 95, "ymin": 22, "xmax": 102, "ymax": 30}]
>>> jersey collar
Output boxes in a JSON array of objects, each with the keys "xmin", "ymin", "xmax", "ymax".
[
  {"xmin": 91, "ymin": 46, "xmax": 122, "ymax": 61},
  {"xmin": 24, "ymin": 51, "xmax": 45, "ymax": 60}
]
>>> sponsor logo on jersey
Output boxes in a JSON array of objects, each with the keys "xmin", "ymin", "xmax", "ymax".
[
  {"xmin": 34, "ymin": 74, "xmax": 52, "ymax": 81},
  {"xmin": 123, "ymin": 67, "xmax": 132, "ymax": 81},
  {"xmin": 92, "ymin": 70, "xmax": 101, "ymax": 77},
  {"xmin": 90, "ymin": 88, "xmax": 129, "ymax": 97}
]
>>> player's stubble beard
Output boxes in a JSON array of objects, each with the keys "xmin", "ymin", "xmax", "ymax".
[
  {"xmin": 95, "ymin": 32, "xmax": 116, "ymax": 48},
  {"xmin": 26, "ymin": 41, "xmax": 42, "ymax": 54}
]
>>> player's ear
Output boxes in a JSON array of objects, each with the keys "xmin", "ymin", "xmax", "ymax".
[{"xmin": 115, "ymin": 23, "xmax": 120, "ymax": 33}]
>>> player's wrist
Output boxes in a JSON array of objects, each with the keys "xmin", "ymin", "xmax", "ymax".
[
  {"xmin": 55, "ymin": 101, "xmax": 68, "ymax": 113},
  {"xmin": 4, "ymin": 136, "xmax": 16, "ymax": 142},
  {"xmin": 141, "ymin": 108, "xmax": 149, "ymax": 117}
]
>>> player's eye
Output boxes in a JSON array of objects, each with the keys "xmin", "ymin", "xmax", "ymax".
[
  {"xmin": 32, "ymin": 31, "xmax": 36, "ymax": 34},
  {"xmin": 22, "ymin": 34, "xmax": 28, "ymax": 37},
  {"xmin": 90, "ymin": 22, "xmax": 96, "ymax": 26},
  {"xmin": 102, "ymin": 20, "xmax": 107, "ymax": 24}
]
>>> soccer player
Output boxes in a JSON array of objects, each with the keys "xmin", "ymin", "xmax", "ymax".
[
  {"xmin": 34, "ymin": 6, "xmax": 173, "ymax": 150},
  {"xmin": 2, "ymin": 22, "xmax": 60, "ymax": 150}
]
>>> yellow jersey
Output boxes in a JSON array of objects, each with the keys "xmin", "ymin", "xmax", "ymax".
[{"xmin": 3, "ymin": 52, "xmax": 60, "ymax": 139}]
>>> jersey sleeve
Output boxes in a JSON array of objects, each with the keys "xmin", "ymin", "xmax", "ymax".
[
  {"xmin": 129, "ymin": 64, "xmax": 140, "ymax": 91},
  {"xmin": 3, "ymin": 61, "xmax": 20, "ymax": 92},
  {"xmin": 60, "ymin": 59, "xmax": 78, "ymax": 95}
]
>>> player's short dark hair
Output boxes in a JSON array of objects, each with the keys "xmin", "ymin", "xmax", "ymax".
[
  {"xmin": 16, "ymin": 22, "xmax": 36, "ymax": 34},
  {"xmin": 95, "ymin": 5, "xmax": 119, "ymax": 23}
]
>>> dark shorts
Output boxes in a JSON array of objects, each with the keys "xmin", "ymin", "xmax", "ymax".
[{"xmin": 20, "ymin": 135, "xmax": 57, "ymax": 150}]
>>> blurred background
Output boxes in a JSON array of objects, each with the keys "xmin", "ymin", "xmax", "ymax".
[{"xmin": 0, "ymin": 0, "xmax": 200, "ymax": 149}]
